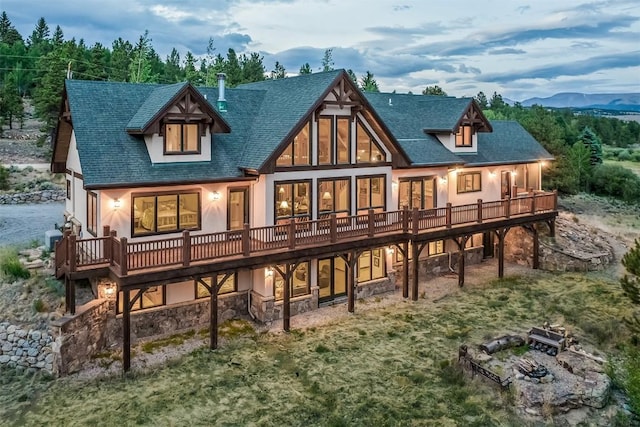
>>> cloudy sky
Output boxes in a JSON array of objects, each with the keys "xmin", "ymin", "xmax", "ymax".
[{"xmin": 4, "ymin": 0, "xmax": 640, "ymax": 100}]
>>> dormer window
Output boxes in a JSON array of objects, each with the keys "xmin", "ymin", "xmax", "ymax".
[
  {"xmin": 165, "ymin": 123, "xmax": 200, "ymax": 154},
  {"xmin": 455, "ymin": 125, "xmax": 473, "ymax": 147}
]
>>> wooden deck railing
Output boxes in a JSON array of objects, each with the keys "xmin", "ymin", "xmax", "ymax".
[{"xmin": 56, "ymin": 192, "xmax": 557, "ymax": 278}]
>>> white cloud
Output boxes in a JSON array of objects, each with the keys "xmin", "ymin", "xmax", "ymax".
[{"xmin": 3, "ymin": 0, "xmax": 639, "ymax": 99}]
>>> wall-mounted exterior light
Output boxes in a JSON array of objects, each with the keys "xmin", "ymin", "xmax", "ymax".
[
  {"xmin": 210, "ymin": 191, "xmax": 222, "ymax": 201},
  {"xmin": 112, "ymin": 199, "xmax": 122, "ymax": 210}
]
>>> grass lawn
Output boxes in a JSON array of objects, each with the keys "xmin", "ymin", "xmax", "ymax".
[
  {"xmin": 0, "ymin": 270, "xmax": 633, "ymax": 426},
  {"xmin": 604, "ymin": 159, "xmax": 640, "ymax": 176}
]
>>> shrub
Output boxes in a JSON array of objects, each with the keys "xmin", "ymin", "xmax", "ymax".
[
  {"xmin": 622, "ymin": 347, "xmax": 640, "ymax": 415},
  {"xmin": 632, "ymin": 151, "xmax": 640, "ymax": 162},
  {"xmin": 591, "ymin": 164, "xmax": 640, "ymax": 203},
  {"xmin": 618, "ymin": 150, "xmax": 632, "ymax": 161},
  {"xmin": 45, "ymin": 277, "xmax": 65, "ymax": 297},
  {"xmin": 32, "ymin": 298, "xmax": 47, "ymax": 313},
  {"xmin": 0, "ymin": 249, "xmax": 30, "ymax": 281},
  {"xmin": 0, "ymin": 164, "xmax": 8, "ymax": 190}
]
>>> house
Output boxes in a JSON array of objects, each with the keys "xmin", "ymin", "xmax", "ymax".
[{"xmin": 52, "ymin": 69, "xmax": 556, "ymax": 372}]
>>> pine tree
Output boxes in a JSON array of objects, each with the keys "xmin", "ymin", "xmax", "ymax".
[
  {"xmin": 28, "ymin": 17, "xmax": 50, "ymax": 47},
  {"xmin": 475, "ymin": 91, "xmax": 488, "ymax": 109},
  {"xmin": 346, "ymin": 69, "xmax": 358, "ymax": 85},
  {"xmin": 0, "ymin": 12, "xmax": 24, "ymax": 45},
  {"xmin": 0, "ymin": 70, "xmax": 24, "ymax": 129},
  {"xmin": 270, "ymin": 61, "xmax": 286, "ymax": 79},
  {"xmin": 164, "ymin": 48, "xmax": 182, "ymax": 83},
  {"xmin": 239, "ymin": 52, "xmax": 265, "ymax": 83},
  {"xmin": 110, "ymin": 38, "xmax": 133, "ymax": 82},
  {"xmin": 422, "ymin": 85, "xmax": 447, "ymax": 96},
  {"xmin": 621, "ymin": 240, "xmax": 640, "ymax": 335},
  {"xmin": 321, "ymin": 48, "xmax": 334, "ymax": 72},
  {"xmin": 183, "ymin": 51, "xmax": 200, "ymax": 84},
  {"xmin": 224, "ymin": 48, "xmax": 242, "ymax": 86},
  {"xmin": 578, "ymin": 127, "xmax": 603, "ymax": 166},
  {"xmin": 360, "ymin": 71, "xmax": 379, "ymax": 92},
  {"xmin": 299, "ymin": 63, "xmax": 312, "ymax": 75},
  {"xmin": 128, "ymin": 31, "xmax": 157, "ymax": 83},
  {"xmin": 52, "ymin": 25, "xmax": 64, "ymax": 45}
]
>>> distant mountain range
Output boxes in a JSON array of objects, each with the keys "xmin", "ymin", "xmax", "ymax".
[{"xmin": 518, "ymin": 92, "xmax": 640, "ymax": 112}]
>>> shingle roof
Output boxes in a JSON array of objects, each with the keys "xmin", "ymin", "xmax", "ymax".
[
  {"xmin": 364, "ymin": 92, "xmax": 466, "ymax": 166},
  {"xmin": 63, "ymin": 70, "xmax": 552, "ymax": 188},
  {"xmin": 66, "ymin": 80, "xmax": 249, "ymax": 188},
  {"xmin": 460, "ymin": 121, "xmax": 554, "ymax": 166},
  {"xmin": 235, "ymin": 70, "xmax": 343, "ymax": 169},
  {"xmin": 126, "ymin": 82, "xmax": 187, "ymax": 132}
]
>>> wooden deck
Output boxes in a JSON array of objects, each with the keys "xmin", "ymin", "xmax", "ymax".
[{"xmin": 55, "ymin": 192, "xmax": 557, "ymax": 285}]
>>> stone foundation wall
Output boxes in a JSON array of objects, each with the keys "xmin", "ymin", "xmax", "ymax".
[
  {"xmin": 251, "ymin": 287, "xmax": 319, "ymax": 324},
  {"xmin": 0, "ymin": 189, "xmax": 65, "ymax": 204},
  {"xmin": 0, "ymin": 322, "xmax": 55, "ymax": 375},
  {"xmin": 393, "ymin": 247, "xmax": 485, "ymax": 281},
  {"xmin": 50, "ymin": 299, "xmax": 110, "ymax": 376},
  {"xmin": 504, "ymin": 226, "xmax": 614, "ymax": 272},
  {"xmin": 356, "ymin": 276, "xmax": 396, "ymax": 299},
  {"xmin": 106, "ymin": 291, "xmax": 248, "ymax": 346}
]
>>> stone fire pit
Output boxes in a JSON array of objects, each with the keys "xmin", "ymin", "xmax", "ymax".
[{"xmin": 460, "ymin": 337, "xmax": 611, "ymax": 417}]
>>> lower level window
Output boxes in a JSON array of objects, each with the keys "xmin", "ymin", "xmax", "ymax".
[
  {"xmin": 117, "ymin": 286, "xmax": 165, "ymax": 314},
  {"xmin": 395, "ymin": 240, "xmax": 444, "ymax": 263},
  {"xmin": 274, "ymin": 262, "xmax": 310, "ymax": 301},
  {"xmin": 358, "ymin": 248, "xmax": 386, "ymax": 282},
  {"xmin": 196, "ymin": 274, "xmax": 237, "ymax": 298}
]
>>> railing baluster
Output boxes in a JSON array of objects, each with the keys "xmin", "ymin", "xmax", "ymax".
[{"xmin": 120, "ymin": 237, "xmax": 128, "ymax": 275}]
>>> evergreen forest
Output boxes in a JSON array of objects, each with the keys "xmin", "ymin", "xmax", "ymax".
[{"xmin": 1, "ymin": 12, "xmax": 640, "ymax": 202}]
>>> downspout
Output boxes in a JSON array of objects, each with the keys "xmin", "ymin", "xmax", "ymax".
[
  {"xmin": 448, "ymin": 251, "xmax": 456, "ymax": 273},
  {"xmin": 247, "ymin": 270, "xmax": 256, "ymax": 320}
]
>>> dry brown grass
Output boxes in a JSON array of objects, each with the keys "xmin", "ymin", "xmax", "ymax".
[{"xmin": 1, "ymin": 268, "xmax": 632, "ymax": 426}]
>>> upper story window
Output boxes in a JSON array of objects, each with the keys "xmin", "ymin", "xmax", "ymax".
[
  {"xmin": 318, "ymin": 116, "xmax": 352, "ymax": 165},
  {"xmin": 318, "ymin": 178, "xmax": 350, "ymax": 218},
  {"xmin": 357, "ymin": 175, "xmax": 385, "ymax": 215},
  {"xmin": 132, "ymin": 191, "xmax": 200, "ymax": 236},
  {"xmin": 276, "ymin": 123, "xmax": 311, "ymax": 166},
  {"xmin": 165, "ymin": 123, "xmax": 200, "ymax": 154},
  {"xmin": 398, "ymin": 177, "xmax": 436, "ymax": 210},
  {"xmin": 317, "ymin": 117, "xmax": 333, "ymax": 165},
  {"xmin": 87, "ymin": 191, "xmax": 98, "ymax": 237},
  {"xmin": 457, "ymin": 172, "xmax": 481, "ymax": 193},
  {"xmin": 455, "ymin": 125, "xmax": 473, "ymax": 147},
  {"xmin": 275, "ymin": 181, "xmax": 311, "ymax": 225},
  {"xmin": 356, "ymin": 119, "xmax": 384, "ymax": 163}
]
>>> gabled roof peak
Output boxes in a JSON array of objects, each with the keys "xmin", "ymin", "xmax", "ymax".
[{"xmin": 126, "ymin": 81, "xmax": 230, "ymax": 135}]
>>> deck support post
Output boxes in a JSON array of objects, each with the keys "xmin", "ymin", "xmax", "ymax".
[
  {"xmin": 455, "ymin": 236, "xmax": 470, "ymax": 288},
  {"xmin": 532, "ymin": 225, "xmax": 539, "ymax": 270},
  {"xmin": 210, "ymin": 273, "xmax": 218, "ymax": 349},
  {"xmin": 347, "ymin": 257, "xmax": 355, "ymax": 313},
  {"xmin": 548, "ymin": 219, "xmax": 556, "ymax": 238},
  {"xmin": 69, "ymin": 279, "xmax": 76, "ymax": 315},
  {"xmin": 123, "ymin": 288, "xmax": 131, "ymax": 372},
  {"xmin": 283, "ymin": 264, "xmax": 291, "ymax": 331},
  {"xmin": 411, "ymin": 242, "xmax": 419, "ymax": 301},
  {"xmin": 494, "ymin": 228, "xmax": 510, "ymax": 279},
  {"xmin": 402, "ymin": 241, "xmax": 409, "ymax": 298}
]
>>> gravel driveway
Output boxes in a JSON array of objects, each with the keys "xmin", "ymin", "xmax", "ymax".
[{"xmin": 0, "ymin": 202, "xmax": 64, "ymax": 247}]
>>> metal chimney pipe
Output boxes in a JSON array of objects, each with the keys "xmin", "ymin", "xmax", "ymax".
[{"xmin": 217, "ymin": 73, "xmax": 227, "ymax": 112}]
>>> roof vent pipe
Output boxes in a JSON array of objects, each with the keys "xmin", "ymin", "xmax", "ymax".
[{"xmin": 217, "ymin": 73, "xmax": 227, "ymax": 112}]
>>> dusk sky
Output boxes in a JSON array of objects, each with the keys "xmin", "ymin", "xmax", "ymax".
[{"xmin": 3, "ymin": 0, "xmax": 639, "ymax": 100}]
